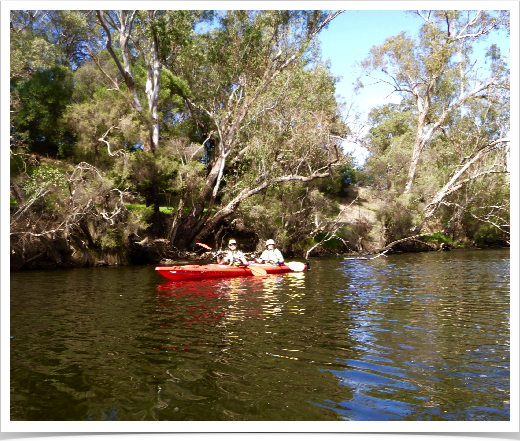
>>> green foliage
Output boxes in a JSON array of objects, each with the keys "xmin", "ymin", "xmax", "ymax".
[
  {"xmin": 473, "ymin": 224, "xmax": 504, "ymax": 247},
  {"xmin": 362, "ymin": 102, "xmax": 415, "ymax": 192},
  {"xmin": 365, "ymin": 103, "xmax": 414, "ymax": 155},
  {"xmin": 12, "ymin": 65, "xmax": 76, "ymax": 157},
  {"xmin": 98, "ymin": 228, "xmax": 125, "ymax": 250},
  {"xmin": 376, "ymin": 195, "xmax": 418, "ymax": 244},
  {"xmin": 161, "ymin": 67, "xmax": 191, "ymax": 101},
  {"xmin": 239, "ymin": 182, "xmax": 340, "ymax": 253},
  {"xmin": 10, "ymin": 197, "xmax": 18, "ymax": 215},
  {"xmin": 21, "ymin": 165, "xmax": 68, "ymax": 196},
  {"xmin": 10, "ymin": 11, "xmax": 58, "ymax": 80},
  {"xmin": 422, "ymin": 232, "xmax": 453, "ymax": 244},
  {"xmin": 312, "ymin": 232, "xmax": 343, "ymax": 249},
  {"xmin": 320, "ymin": 164, "xmax": 365, "ymax": 197},
  {"xmin": 10, "ymin": 154, "xmax": 27, "ymax": 177},
  {"xmin": 126, "ymin": 203, "xmax": 150, "ymax": 216},
  {"xmin": 125, "ymin": 205, "xmax": 153, "ymax": 233}
]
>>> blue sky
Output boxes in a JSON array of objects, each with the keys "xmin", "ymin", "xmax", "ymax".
[
  {"xmin": 319, "ymin": 9, "xmax": 511, "ymax": 112},
  {"xmin": 316, "ymin": 9, "xmax": 512, "ymax": 163},
  {"xmin": 319, "ymin": 10, "xmax": 424, "ymax": 113}
]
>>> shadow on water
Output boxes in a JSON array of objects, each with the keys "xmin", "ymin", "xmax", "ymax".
[{"xmin": 10, "ymin": 249, "xmax": 510, "ymax": 421}]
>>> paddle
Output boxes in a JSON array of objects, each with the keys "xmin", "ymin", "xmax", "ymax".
[
  {"xmin": 248, "ymin": 265, "xmax": 267, "ymax": 276},
  {"xmin": 196, "ymin": 242, "xmax": 266, "ymax": 276},
  {"xmin": 285, "ymin": 261, "xmax": 306, "ymax": 272},
  {"xmin": 196, "ymin": 242, "xmax": 214, "ymax": 252}
]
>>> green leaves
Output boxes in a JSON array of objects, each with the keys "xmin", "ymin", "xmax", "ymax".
[
  {"xmin": 22, "ymin": 165, "xmax": 68, "ymax": 196},
  {"xmin": 12, "ymin": 65, "xmax": 76, "ymax": 157},
  {"xmin": 161, "ymin": 67, "xmax": 191, "ymax": 103}
]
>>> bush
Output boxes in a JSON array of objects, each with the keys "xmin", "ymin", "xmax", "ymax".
[
  {"xmin": 22, "ymin": 165, "xmax": 68, "ymax": 196},
  {"xmin": 473, "ymin": 224, "xmax": 504, "ymax": 247},
  {"xmin": 125, "ymin": 204, "xmax": 153, "ymax": 234},
  {"xmin": 376, "ymin": 197, "xmax": 416, "ymax": 244},
  {"xmin": 98, "ymin": 228, "xmax": 124, "ymax": 250}
]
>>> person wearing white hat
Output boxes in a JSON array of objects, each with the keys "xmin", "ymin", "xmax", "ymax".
[
  {"xmin": 256, "ymin": 239, "xmax": 284, "ymax": 265},
  {"xmin": 217, "ymin": 239, "xmax": 249, "ymax": 266}
]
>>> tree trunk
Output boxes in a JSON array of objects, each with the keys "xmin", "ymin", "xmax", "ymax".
[
  {"xmin": 168, "ymin": 196, "xmax": 185, "ymax": 245},
  {"xmin": 191, "ymin": 170, "xmax": 333, "ymax": 245},
  {"xmin": 404, "ymin": 81, "xmax": 433, "ymax": 194},
  {"xmin": 413, "ymin": 138, "xmax": 509, "ymax": 232}
]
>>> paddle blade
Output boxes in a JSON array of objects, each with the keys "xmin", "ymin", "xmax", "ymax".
[
  {"xmin": 249, "ymin": 265, "xmax": 267, "ymax": 276},
  {"xmin": 285, "ymin": 261, "xmax": 306, "ymax": 272},
  {"xmin": 196, "ymin": 242, "xmax": 213, "ymax": 251}
]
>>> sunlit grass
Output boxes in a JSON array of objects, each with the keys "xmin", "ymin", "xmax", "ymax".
[{"xmin": 125, "ymin": 204, "xmax": 215, "ymax": 216}]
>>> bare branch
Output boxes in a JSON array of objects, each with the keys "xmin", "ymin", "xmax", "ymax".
[
  {"xmin": 97, "ymin": 125, "xmax": 126, "ymax": 157},
  {"xmin": 305, "ymin": 196, "xmax": 358, "ymax": 259},
  {"xmin": 86, "ymin": 45, "xmax": 120, "ymax": 91},
  {"xmin": 440, "ymin": 201, "xmax": 509, "ymax": 234}
]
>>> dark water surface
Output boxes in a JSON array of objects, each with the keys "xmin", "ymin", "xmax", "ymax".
[{"xmin": 10, "ymin": 249, "xmax": 510, "ymax": 421}]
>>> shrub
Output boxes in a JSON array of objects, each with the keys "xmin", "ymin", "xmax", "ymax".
[
  {"xmin": 376, "ymin": 197, "xmax": 416, "ymax": 244},
  {"xmin": 98, "ymin": 228, "xmax": 124, "ymax": 250},
  {"xmin": 125, "ymin": 204, "xmax": 153, "ymax": 235},
  {"xmin": 473, "ymin": 224, "xmax": 504, "ymax": 247}
]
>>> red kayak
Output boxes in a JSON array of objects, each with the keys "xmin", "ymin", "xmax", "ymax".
[{"xmin": 155, "ymin": 262, "xmax": 307, "ymax": 281}]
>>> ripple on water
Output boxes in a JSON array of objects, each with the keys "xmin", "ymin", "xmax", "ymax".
[{"xmin": 10, "ymin": 250, "xmax": 510, "ymax": 421}]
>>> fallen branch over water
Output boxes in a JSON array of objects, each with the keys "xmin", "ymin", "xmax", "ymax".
[{"xmin": 344, "ymin": 233, "xmax": 437, "ymax": 260}]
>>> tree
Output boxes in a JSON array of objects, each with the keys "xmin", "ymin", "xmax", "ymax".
[
  {"xmin": 10, "ymin": 10, "xmax": 57, "ymax": 81},
  {"xmin": 169, "ymin": 10, "xmax": 347, "ymax": 247},
  {"xmin": 12, "ymin": 65, "xmax": 77, "ymax": 157},
  {"xmin": 415, "ymin": 75, "xmax": 510, "ymax": 238},
  {"xmin": 93, "ymin": 10, "xmax": 203, "ymax": 152},
  {"xmin": 362, "ymin": 101, "xmax": 415, "ymax": 192},
  {"xmin": 357, "ymin": 10, "xmax": 510, "ymax": 245},
  {"xmin": 91, "ymin": 10, "xmax": 206, "ymax": 235},
  {"xmin": 357, "ymin": 10, "xmax": 510, "ymax": 194}
]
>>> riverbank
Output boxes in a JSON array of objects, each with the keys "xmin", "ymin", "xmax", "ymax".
[
  {"xmin": 10, "ymin": 231, "xmax": 508, "ymax": 272},
  {"xmin": 10, "ymin": 183, "xmax": 509, "ymax": 271}
]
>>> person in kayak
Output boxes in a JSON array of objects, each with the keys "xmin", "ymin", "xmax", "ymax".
[
  {"xmin": 217, "ymin": 239, "xmax": 249, "ymax": 266},
  {"xmin": 256, "ymin": 239, "xmax": 284, "ymax": 265}
]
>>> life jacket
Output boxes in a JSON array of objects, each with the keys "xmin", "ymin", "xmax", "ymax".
[
  {"xmin": 261, "ymin": 249, "xmax": 283, "ymax": 264},
  {"xmin": 226, "ymin": 250, "xmax": 244, "ymax": 266}
]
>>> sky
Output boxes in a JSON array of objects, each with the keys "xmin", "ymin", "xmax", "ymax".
[
  {"xmin": 316, "ymin": 8, "xmax": 512, "ymax": 163},
  {"xmin": 319, "ymin": 10, "xmax": 423, "ymax": 114}
]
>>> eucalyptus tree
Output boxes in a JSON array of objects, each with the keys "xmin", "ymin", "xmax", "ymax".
[
  {"xmin": 357, "ymin": 10, "xmax": 510, "ymax": 194},
  {"xmin": 94, "ymin": 10, "xmax": 202, "ymax": 152},
  {"xmin": 10, "ymin": 10, "xmax": 97, "ymax": 80},
  {"xmin": 357, "ymin": 10, "xmax": 510, "ymax": 245},
  {"xmin": 362, "ymin": 101, "xmax": 415, "ymax": 193},
  {"xmin": 415, "ymin": 70, "xmax": 510, "ymax": 240},
  {"xmin": 10, "ymin": 10, "xmax": 56, "ymax": 82},
  {"xmin": 170, "ymin": 10, "xmax": 348, "ymax": 247},
  {"xmin": 92, "ymin": 10, "xmax": 206, "ymax": 234}
]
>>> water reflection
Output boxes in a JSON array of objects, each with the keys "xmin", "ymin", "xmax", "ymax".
[
  {"xmin": 10, "ymin": 250, "xmax": 510, "ymax": 421},
  {"xmin": 323, "ymin": 251, "xmax": 510, "ymax": 421},
  {"xmin": 153, "ymin": 275, "xmax": 303, "ymax": 354}
]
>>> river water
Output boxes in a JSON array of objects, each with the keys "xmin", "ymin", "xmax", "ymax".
[{"xmin": 9, "ymin": 249, "xmax": 510, "ymax": 421}]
